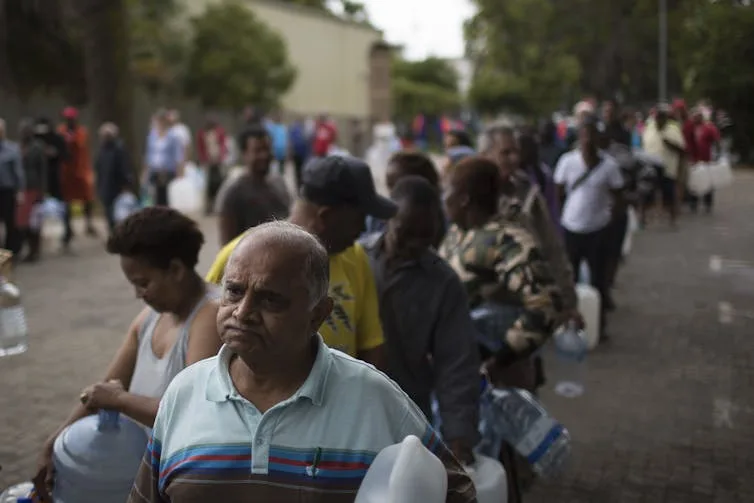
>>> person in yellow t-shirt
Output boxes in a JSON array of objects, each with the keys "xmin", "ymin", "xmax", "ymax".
[{"xmin": 206, "ymin": 156, "xmax": 397, "ymax": 368}]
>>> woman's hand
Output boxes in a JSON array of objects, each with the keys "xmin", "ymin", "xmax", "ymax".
[
  {"xmin": 79, "ymin": 379, "xmax": 125, "ymax": 410},
  {"xmin": 33, "ymin": 436, "xmax": 56, "ymax": 500}
]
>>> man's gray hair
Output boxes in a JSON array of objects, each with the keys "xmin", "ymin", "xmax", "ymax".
[{"xmin": 228, "ymin": 221, "xmax": 329, "ymax": 308}]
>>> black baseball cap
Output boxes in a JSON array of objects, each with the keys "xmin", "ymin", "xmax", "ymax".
[{"xmin": 301, "ymin": 156, "xmax": 398, "ymax": 219}]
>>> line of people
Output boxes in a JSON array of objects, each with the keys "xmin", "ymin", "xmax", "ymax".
[
  {"xmin": 32, "ymin": 111, "xmax": 634, "ymax": 501},
  {"xmin": 0, "ymin": 110, "xmax": 105, "ymax": 263}
]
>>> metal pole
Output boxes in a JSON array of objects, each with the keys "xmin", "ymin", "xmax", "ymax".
[{"xmin": 659, "ymin": 0, "xmax": 668, "ymax": 102}]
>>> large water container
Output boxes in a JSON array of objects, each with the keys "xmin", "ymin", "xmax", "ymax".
[
  {"xmin": 53, "ymin": 410, "xmax": 148, "ymax": 503},
  {"xmin": 576, "ymin": 283, "xmax": 600, "ymax": 350},
  {"xmin": 168, "ymin": 165, "xmax": 203, "ymax": 214},
  {"xmin": 465, "ymin": 455, "xmax": 508, "ymax": 503},
  {"xmin": 355, "ymin": 435, "xmax": 447, "ymax": 503},
  {"xmin": 0, "ymin": 269, "xmax": 29, "ymax": 358}
]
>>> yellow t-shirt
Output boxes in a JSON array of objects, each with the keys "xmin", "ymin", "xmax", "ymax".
[{"xmin": 205, "ymin": 235, "xmax": 384, "ymax": 357}]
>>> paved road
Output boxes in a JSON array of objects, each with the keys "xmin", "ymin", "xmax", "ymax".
[{"xmin": 1, "ymin": 172, "xmax": 753, "ymax": 502}]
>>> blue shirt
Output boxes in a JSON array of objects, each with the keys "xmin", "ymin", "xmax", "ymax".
[
  {"xmin": 0, "ymin": 140, "xmax": 24, "ymax": 190},
  {"xmin": 288, "ymin": 122, "xmax": 310, "ymax": 158},
  {"xmin": 266, "ymin": 121, "xmax": 288, "ymax": 160},
  {"xmin": 145, "ymin": 129, "xmax": 183, "ymax": 174}
]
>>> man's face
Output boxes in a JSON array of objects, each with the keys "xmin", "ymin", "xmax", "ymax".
[
  {"xmin": 0, "ymin": 122, "xmax": 5, "ymax": 140},
  {"xmin": 444, "ymin": 133, "xmax": 458, "ymax": 150},
  {"xmin": 692, "ymin": 112, "xmax": 703, "ymax": 124},
  {"xmin": 443, "ymin": 173, "xmax": 467, "ymax": 226},
  {"xmin": 244, "ymin": 137, "xmax": 272, "ymax": 176},
  {"xmin": 316, "ymin": 205, "xmax": 365, "ymax": 255},
  {"xmin": 656, "ymin": 112, "xmax": 668, "ymax": 129},
  {"xmin": 219, "ymin": 241, "xmax": 331, "ymax": 365},
  {"xmin": 578, "ymin": 124, "xmax": 598, "ymax": 150},
  {"xmin": 385, "ymin": 162, "xmax": 404, "ymax": 192},
  {"xmin": 386, "ymin": 199, "xmax": 439, "ymax": 260},
  {"xmin": 602, "ymin": 102, "xmax": 615, "ymax": 122},
  {"xmin": 489, "ymin": 133, "xmax": 519, "ymax": 180}
]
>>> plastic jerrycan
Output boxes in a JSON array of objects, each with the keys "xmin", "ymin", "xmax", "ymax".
[
  {"xmin": 465, "ymin": 454, "xmax": 508, "ymax": 503},
  {"xmin": 355, "ymin": 435, "xmax": 447, "ymax": 503},
  {"xmin": 53, "ymin": 410, "xmax": 148, "ymax": 503},
  {"xmin": 576, "ymin": 283, "xmax": 600, "ymax": 349}
]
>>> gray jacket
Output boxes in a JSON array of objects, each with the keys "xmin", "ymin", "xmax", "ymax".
[
  {"xmin": 361, "ymin": 232, "xmax": 480, "ymax": 445},
  {"xmin": 0, "ymin": 140, "xmax": 24, "ymax": 191}
]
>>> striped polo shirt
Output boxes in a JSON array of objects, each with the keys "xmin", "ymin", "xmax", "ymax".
[{"xmin": 129, "ymin": 336, "xmax": 476, "ymax": 503}]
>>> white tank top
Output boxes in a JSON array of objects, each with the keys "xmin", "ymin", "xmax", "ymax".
[{"xmin": 129, "ymin": 287, "xmax": 219, "ymax": 400}]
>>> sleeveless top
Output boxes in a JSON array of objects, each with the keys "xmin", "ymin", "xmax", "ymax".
[{"xmin": 129, "ymin": 287, "xmax": 219, "ymax": 400}]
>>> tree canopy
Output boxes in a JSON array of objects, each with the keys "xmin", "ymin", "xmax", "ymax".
[
  {"xmin": 391, "ymin": 57, "xmax": 461, "ymax": 121},
  {"xmin": 184, "ymin": 0, "xmax": 296, "ymax": 110},
  {"xmin": 466, "ymin": 0, "xmax": 754, "ymax": 154},
  {"xmin": 465, "ymin": 0, "xmax": 698, "ymax": 116}
]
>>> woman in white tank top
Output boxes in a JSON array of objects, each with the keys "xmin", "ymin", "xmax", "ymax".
[{"xmin": 35, "ymin": 207, "xmax": 222, "ymax": 491}]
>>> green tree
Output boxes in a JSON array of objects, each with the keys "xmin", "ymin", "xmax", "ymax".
[
  {"xmin": 128, "ymin": 0, "xmax": 189, "ymax": 97},
  {"xmin": 184, "ymin": 0, "xmax": 296, "ymax": 110},
  {"xmin": 465, "ymin": 0, "xmax": 580, "ymax": 117},
  {"xmin": 391, "ymin": 57, "xmax": 461, "ymax": 121},
  {"xmin": 681, "ymin": 1, "xmax": 754, "ymax": 159}
]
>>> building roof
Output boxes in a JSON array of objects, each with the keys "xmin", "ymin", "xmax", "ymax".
[{"xmin": 249, "ymin": 0, "xmax": 382, "ymax": 34}]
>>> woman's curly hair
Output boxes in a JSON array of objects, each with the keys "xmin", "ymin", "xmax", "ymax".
[{"xmin": 106, "ymin": 207, "xmax": 204, "ymax": 270}]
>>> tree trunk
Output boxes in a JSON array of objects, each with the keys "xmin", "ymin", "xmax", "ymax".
[{"xmin": 68, "ymin": 0, "xmax": 137, "ymax": 183}]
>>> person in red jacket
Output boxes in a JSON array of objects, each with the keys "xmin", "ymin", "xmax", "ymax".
[
  {"xmin": 687, "ymin": 107, "xmax": 721, "ymax": 213},
  {"xmin": 195, "ymin": 116, "xmax": 227, "ymax": 215},
  {"xmin": 312, "ymin": 114, "xmax": 338, "ymax": 157}
]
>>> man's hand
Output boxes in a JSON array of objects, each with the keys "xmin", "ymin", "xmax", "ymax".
[
  {"xmin": 568, "ymin": 310, "xmax": 585, "ymax": 330},
  {"xmin": 79, "ymin": 379, "xmax": 125, "ymax": 410},
  {"xmin": 449, "ymin": 439, "xmax": 475, "ymax": 466}
]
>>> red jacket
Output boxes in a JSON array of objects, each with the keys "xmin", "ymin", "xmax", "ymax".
[{"xmin": 196, "ymin": 126, "xmax": 227, "ymax": 165}]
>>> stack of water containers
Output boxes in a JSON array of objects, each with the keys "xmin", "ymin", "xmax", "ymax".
[{"xmin": 469, "ymin": 302, "xmax": 573, "ymax": 499}]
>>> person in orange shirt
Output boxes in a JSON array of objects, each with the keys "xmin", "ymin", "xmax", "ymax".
[{"xmin": 58, "ymin": 107, "xmax": 97, "ymax": 248}]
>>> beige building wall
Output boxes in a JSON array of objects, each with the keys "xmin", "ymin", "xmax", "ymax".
[{"xmin": 181, "ymin": 0, "xmax": 383, "ymax": 119}]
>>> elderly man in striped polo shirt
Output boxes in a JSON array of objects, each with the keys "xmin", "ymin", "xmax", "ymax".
[{"xmin": 129, "ymin": 221, "xmax": 476, "ymax": 503}]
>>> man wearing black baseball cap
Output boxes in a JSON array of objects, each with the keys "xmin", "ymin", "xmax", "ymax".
[{"xmin": 206, "ymin": 155, "xmax": 395, "ymax": 368}]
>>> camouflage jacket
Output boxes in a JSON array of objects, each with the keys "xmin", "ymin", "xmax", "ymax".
[
  {"xmin": 498, "ymin": 171, "xmax": 578, "ymax": 313},
  {"xmin": 439, "ymin": 219, "xmax": 563, "ymax": 360}
]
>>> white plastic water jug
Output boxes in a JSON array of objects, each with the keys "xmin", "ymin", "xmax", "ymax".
[
  {"xmin": 576, "ymin": 283, "xmax": 601, "ymax": 350},
  {"xmin": 578, "ymin": 261, "xmax": 591, "ymax": 285},
  {"xmin": 465, "ymin": 454, "xmax": 508, "ymax": 503},
  {"xmin": 708, "ymin": 158, "xmax": 733, "ymax": 189},
  {"xmin": 621, "ymin": 207, "xmax": 639, "ymax": 258},
  {"xmin": 355, "ymin": 435, "xmax": 447, "ymax": 503},
  {"xmin": 168, "ymin": 174, "xmax": 202, "ymax": 214},
  {"xmin": 53, "ymin": 410, "xmax": 148, "ymax": 503},
  {"xmin": 687, "ymin": 163, "xmax": 713, "ymax": 196}
]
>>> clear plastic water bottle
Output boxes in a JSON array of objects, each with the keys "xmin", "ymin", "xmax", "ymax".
[
  {"xmin": 477, "ymin": 382, "xmax": 571, "ymax": 478},
  {"xmin": 470, "ymin": 303, "xmax": 522, "ymax": 353},
  {"xmin": 0, "ymin": 481, "xmax": 34, "ymax": 503},
  {"xmin": 552, "ymin": 322, "xmax": 588, "ymax": 398},
  {"xmin": 0, "ymin": 276, "xmax": 28, "ymax": 357}
]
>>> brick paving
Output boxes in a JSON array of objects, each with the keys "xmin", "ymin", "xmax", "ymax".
[{"xmin": 1, "ymin": 172, "xmax": 754, "ymax": 502}]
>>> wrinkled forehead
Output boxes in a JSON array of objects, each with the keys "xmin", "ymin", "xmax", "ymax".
[{"xmin": 225, "ymin": 240, "xmax": 307, "ymax": 288}]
